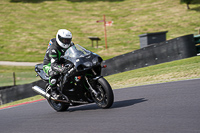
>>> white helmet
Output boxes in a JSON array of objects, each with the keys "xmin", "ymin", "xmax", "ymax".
[{"xmin": 56, "ymin": 29, "xmax": 72, "ymax": 49}]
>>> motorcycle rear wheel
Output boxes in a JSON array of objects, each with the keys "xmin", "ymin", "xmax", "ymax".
[
  {"xmin": 47, "ymin": 99, "xmax": 70, "ymax": 112},
  {"xmin": 92, "ymin": 77, "xmax": 114, "ymax": 109}
]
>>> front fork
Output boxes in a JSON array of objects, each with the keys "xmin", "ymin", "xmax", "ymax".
[
  {"xmin": 84, "ymin": 68, "xmax": 101, "ymax": 97},
  {"xmin": 85, "ymin": 76, "xmax": 98, "ymax": 97}
]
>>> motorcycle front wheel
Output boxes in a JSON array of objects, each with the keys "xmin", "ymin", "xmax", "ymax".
[{"xmin": 92, "ymin": 77, "xmax": 114, "ymax": 109}]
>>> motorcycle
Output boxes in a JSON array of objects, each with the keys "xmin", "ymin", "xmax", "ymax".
[{"xmin": 32, "ymin": 44, "xmax": 114, "ymax": 111}]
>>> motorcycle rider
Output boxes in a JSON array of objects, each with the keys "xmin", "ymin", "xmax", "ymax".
[{"xmin": 43, "ymin": 29, "xmax": 74, "ymax": 99}]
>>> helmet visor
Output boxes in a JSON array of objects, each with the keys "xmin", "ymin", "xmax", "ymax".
[{"xmin": 58, "ymin": 35, "xmax": 72, "ymax": 44}]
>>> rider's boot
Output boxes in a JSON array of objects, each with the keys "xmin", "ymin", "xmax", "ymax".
[
  {"xmin": 48, "ymin": 78, "xmax": 60, "ymax": 100},
  {"xmin": 51, "ymin": 88, "xmax": 60, "ymax": 100}
]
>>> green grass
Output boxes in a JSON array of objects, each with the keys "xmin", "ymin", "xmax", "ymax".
[
  {"xmin": 0, "ymin": 66, "xmax": 40, "ymax": 86},
  {"xmin": 0, "ymin": 0, "xmax": 200, "ymax": 62}
]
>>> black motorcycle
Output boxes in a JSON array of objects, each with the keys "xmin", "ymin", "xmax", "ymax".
[{"xmin": 32, "ymin": 44, "xmax": 114, "ymax": 111}]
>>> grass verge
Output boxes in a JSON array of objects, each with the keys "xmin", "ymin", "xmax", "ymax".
[
  {"xmin": 0, "ymin": 65, "xmax": 40, "ymax": 86},
  {"xmin": 0, "ymin": 95, "xmax": 44, "ymax": 109}
]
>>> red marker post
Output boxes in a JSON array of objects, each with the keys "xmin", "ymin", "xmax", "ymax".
[{"xmin": 96, "ymin": 15, "xmax": 113, "ymax": 49}]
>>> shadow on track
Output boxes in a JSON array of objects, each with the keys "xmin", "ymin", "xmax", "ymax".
[
  {"xmin": 68, "ymin": 98, "xmax": 147, "ymax": 112},
  {"xmin": 112, "ymin": 98, "xmax": 147, "ymax": 109}
]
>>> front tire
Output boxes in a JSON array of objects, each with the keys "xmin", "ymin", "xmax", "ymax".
[{"xmin": 92, "ymin": 77, "xmax": 114, "ymax": 109}]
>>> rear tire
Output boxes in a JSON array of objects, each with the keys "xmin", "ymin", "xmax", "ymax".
[
  {"xmin": 45, "ymin": 84, "xmax": 70, "ymax": 112},
  {"xmin": 92, "ymin": 77, "xmax": 114, "ymax": 109},
  {"xmin": 47, "ymin": 99, "xmax": 70, "ymax": 112}
]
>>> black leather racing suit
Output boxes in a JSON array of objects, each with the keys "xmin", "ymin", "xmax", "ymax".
[{"xmin": 43, "ymin": 38, "xmax": 73, "ymax": 86}]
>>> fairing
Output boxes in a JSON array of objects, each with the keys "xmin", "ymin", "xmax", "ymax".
[{"xmin": 63, "ymin": 44, "xmax": 102, "ymax": 72}]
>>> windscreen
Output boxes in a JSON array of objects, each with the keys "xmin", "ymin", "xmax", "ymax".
[{"xmin": 64, "ymin": 44, "xmax": 91, "ymax": 58}]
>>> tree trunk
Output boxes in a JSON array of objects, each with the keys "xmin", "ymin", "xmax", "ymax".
[{"xmin": 187, "ymin": 3, "xmax": 190, "ymax": 9}]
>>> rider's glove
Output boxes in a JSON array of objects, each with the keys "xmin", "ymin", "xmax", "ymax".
[
  {"xmin": 61, "ymin": 64, "xmax": 74, "ymax": 74},
  {"xmin": 60, "ymin": 67, "xmax": 68, "ymax": 74}
]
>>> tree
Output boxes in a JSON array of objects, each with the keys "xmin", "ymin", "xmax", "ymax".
[{"xmin": 180, "ymin": 0, "xmax": 193, "ymax": 9}]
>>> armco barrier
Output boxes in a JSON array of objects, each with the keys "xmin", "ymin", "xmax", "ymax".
[
  {"xmin": 101, "ymin": 34, "xmax": 197, "ymax": 76},
  {"xmin": 0, "ymin": 80, "xmax": 45, "ymax": 105},
  {"xmin": 0, "ymin": 34, "xmax": 197, "ymax": 105}
]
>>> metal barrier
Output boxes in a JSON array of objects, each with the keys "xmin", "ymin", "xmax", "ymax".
[
  {"xmin": 101, "ymin": 34, "xmax": 196, "ymax": 76},
  {"xmin": 0, "ymin": 80, "xmax": 45, "ymax": 105}
]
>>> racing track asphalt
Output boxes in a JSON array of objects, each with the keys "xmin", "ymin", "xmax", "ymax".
[{"xmin": 0, "ymin": 79, "xmax": 200, "ymax": 133}]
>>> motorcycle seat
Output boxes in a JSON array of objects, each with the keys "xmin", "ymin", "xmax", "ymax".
[
  {"xmin": 35, "ymin": 64, "xmax": 44, "ymax": 71},
  {"xmin": 35, "ymin": 64, "xmax": 49, "ymax": 81}
]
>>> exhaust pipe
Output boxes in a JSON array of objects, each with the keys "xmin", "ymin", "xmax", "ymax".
[
  {"xmin": 32, "ymin": 86, "xmax": 51, "ymax": 99},
  {"xmin": 32, "ymin": 86, "xmax": 70, "ymax": 103}
]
